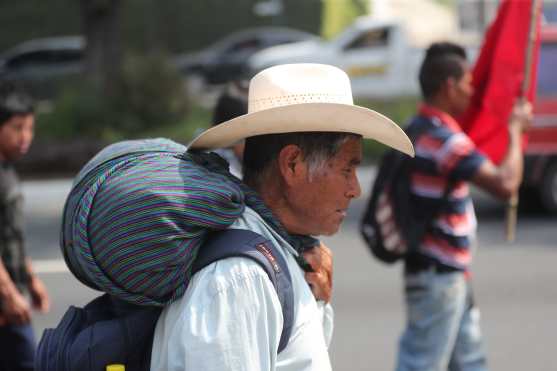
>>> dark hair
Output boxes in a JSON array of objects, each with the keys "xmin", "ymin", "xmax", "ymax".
[
  {"xmin": 418, "ymin": 42, "xmax": 468, "ymax": 100},
  {"xmin": 212, "ymin": 81, "xmax": 248, "ymax": 126},
  {"xmin": 0, "ymin": 81, "xmax": 34, "ymax": 125},
  {"xmin": 243, "ymin": 132, "xmax": 359, "ymax": 189}
]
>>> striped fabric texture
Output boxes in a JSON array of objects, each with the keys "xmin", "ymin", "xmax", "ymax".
[
  {"xmin": 409, "ymin": 106, "xmax": 486, "ymax": 270},
  {"xmin": 62, "ymin": 139, "xmax": 315, "ymax": 307}
]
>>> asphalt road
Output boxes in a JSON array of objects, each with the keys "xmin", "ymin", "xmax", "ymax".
[{"xmin": 21, "ymin": 168, "xmax": 557, "ymax": 371}]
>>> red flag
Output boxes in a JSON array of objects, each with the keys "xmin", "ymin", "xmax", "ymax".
[{"xmin": 459, "ymin": 0, "xmax": 541, "ymax": 164}]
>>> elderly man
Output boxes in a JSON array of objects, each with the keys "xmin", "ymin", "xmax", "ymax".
[{"xmin": 150, "ymin": 63, "xmax": 413, "ymax": 371}]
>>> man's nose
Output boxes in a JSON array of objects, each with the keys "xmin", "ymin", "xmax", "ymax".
[{"xmin": 346, "ymin": 174, "xmax": 361, "ymax": 199}]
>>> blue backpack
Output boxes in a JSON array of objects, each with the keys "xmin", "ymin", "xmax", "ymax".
[
  {"xmin": 35, "ymin": 139, "xmax": 295, "ymax": 371},
  {"xmin": 36, "ymin": 228, "xmax": 293, "ymax": 371}
]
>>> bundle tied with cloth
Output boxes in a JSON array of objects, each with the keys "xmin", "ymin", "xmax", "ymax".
[
  {"xmin": 62, "ymin": 138, "xmax": 313, "ymax": 307},
  {"xmin": 63, "ymin": 139, "xmax": 228, "ymax": 306}
]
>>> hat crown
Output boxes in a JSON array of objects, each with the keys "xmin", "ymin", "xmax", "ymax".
[{"xmin": 248, "ymin": 63, "xmax": 354, "ymax": 113}]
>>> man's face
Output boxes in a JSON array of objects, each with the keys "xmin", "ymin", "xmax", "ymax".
[
  {"xmin": 0, "ymin": 114, "xmax": 35, "ymax": 161},
  {"xmin": 449, "ymin": 66, "xmax": 474, "ymax": 116},
  {"xmin": 284, "ymin": 136, "xmax": 362, "ymax": 236}
]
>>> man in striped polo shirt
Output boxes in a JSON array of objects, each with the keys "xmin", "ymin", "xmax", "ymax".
[{"xmin": 395, "ymin": 43, "xmax": 532, "ymax": 371}]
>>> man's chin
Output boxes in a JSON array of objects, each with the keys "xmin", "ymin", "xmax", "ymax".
[{"xmin": 318, "ymin": 224, "xmax": 342, "ymax": 237}]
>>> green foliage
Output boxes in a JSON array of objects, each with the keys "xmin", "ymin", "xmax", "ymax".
[
  {"xmin": 140, "ymin": 104, "xmax": 212, "ymax": 143},
  {"xmin": 321, "ymin": 0, "xmax": 369, "ymax": 39},
  {"xmin": 37, "ymin": 53, "xmax": 191, "ymax": 141},
  {"xmin": 35, "ymin": 84, "xmax": 107, "ymax": 139},
  {"xmin": 434, "ymin": 0, "xmax": 455, "ymax": 7},
  {"xmin": 113, "ymin": 53, "xmax": 191, "ymax": 135},
  {"xmin": 355, "ymin": 97, "xmax": 419, "ymax": 162}
]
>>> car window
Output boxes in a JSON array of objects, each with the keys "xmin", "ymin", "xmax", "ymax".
[
  {"xmin": 271, "ymin": 34, "xmax": 306, "ymax": 45},
  {"xmin": 5, "ymin": 49, "xmax": 82, "ymax": 69},
  {"xmin": 5, "ymin": 50, "xmax": 54, "ymax": 69},
  {"xmin": 344, "ymin": 28, "xmax": 390, "ymax": 51},
  {"xmin": 537, "ymin": 42, "xmax": 557, "ymax": 96},
  {"xmin": 222, "ymin": 37, "xmax": 262, "ymax": 56},
  {"xmin": 50, "ymin": 49, "xmax": 82, "ymax": 64}
]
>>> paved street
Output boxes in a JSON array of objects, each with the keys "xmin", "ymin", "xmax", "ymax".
[{"xmin": 22, "ymin": 168, "xmax": 557, "ymax": 371}]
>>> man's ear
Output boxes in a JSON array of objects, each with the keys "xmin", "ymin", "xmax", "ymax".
[
  {"xmin": 277, "ymin": 144, "xmax": 306, "ymax": 186},
  {"xmin": 445, "ymin": 77, "xmax": 457, "ymax": 98}
]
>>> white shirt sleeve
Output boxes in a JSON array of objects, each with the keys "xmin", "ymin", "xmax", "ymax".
[{"xmin": 151, "ymin": 257, "xmax": 284, "ymax": 371}]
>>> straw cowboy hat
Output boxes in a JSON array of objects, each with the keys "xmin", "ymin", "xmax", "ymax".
[{"xmin": 188, "ymin": 63, "xmax": 414, "ymax": 156}]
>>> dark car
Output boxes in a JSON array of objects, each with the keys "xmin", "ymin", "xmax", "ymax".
[
  {"xmin": 174, "ymin": 27, "xmax": 317, "ymax": 86},
  {"xmin": 0, "ymin": 36, "xmax": 84, "ymax": 98}
]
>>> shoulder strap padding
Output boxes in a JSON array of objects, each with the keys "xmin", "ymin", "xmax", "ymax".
[{"xmin": 192, "ymin": 229, "xmax": 294, "ymax": 353}]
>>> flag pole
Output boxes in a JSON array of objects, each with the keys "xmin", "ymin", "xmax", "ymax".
[{"xmin": 505, "ymin": 0, "xmax": 542, "ymax": 242}]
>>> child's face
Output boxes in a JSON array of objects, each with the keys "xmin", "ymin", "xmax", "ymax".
[{"xmin": 0, "ymin": 114, "xmax": 34, "ymax": 161}]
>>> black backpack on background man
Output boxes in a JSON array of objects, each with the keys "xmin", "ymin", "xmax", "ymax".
[{"xmin": 360, "ymin": 118, "xmax": 453, "ymax": 264}]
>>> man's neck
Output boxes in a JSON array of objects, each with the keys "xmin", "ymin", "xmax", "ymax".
[
  {"xmin": 424, "ymin": 98, "xmax": 454, "ymax": 117},
  {"xmin": 420, "ymin": 102, "xmax": 462, "ymax": 132},
  {"xmin": 255, "ymin": 181, "xmax": 301, "ymax": 236}
]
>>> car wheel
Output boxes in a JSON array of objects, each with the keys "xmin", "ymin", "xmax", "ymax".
[
  {"xmin": 518, "ymin": 185, "xmax": 543, "ymax": 213},
  {"xmin": 540, "ymin": 160, "xmax": 557, "ymax": 214}
]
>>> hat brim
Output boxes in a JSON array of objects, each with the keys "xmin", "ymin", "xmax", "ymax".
[{"xmin": 188, "ymin": 102, "xmax": 414, "ymax": 157}]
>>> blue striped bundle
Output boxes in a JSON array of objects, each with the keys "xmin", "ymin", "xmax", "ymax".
[{"xmin": 62, "ymin": 139, "xmax": 245, "ymax": 306}]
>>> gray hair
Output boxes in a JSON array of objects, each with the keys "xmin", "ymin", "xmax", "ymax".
[{"xmin": 243, "ymin": 132, "xmax": 359, "ymax": 189}]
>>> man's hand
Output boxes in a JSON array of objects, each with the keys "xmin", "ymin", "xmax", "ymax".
[
  {"xmin": 1, "ymin": 289, "xmax": 31, "ymax": 325},
  {"xmin": 28, "ymin": 276, "xmax": 50, "ymax": 313},
  {"xmin": 303, "ymin": 242, "xmax": 333, "ymax": 303},
  {"xmin": 509, "ymin": 99, "xmax": 533, "ymax": 132}
]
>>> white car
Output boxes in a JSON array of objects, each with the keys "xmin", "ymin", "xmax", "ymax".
[{"xmin": 249, "ymin": 17, "xmax": 439, "ymax": 99}]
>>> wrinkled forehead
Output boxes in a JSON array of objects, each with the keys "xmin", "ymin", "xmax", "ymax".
[{"xmin": 327, "ymin": 136, "xmax": 362, "ymax": 165}]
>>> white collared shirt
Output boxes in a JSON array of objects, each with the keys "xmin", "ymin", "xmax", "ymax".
[{"xmin": 150, "ymin": 207, "xmax": 334, "ymax": 371}]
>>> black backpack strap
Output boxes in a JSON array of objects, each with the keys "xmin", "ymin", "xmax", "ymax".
[{"xmin": 192, "ymin": 229, "xmax": 294, "ymax": 354}]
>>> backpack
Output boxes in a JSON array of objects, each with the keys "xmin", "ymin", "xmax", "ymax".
[
  {"xmin": 35, "ymin": 138, "xmax": 295, "ymax": 371},
  {"xmin": 36, "ymin": 228, "xmax": 293, "ymax": 371},
  {"xmin": 360, "ymin": 118, "xmax": 453, "ymax": 263}
]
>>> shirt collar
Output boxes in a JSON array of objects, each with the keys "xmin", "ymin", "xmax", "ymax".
[{"xmin": 419, "ymin": 104, "xmax": 462, "ymax": 132}]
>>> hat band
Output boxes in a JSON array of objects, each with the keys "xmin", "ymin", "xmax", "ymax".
[{"xmin": 248, "ymin": 92, "xmax": 353, "ymax": 113}]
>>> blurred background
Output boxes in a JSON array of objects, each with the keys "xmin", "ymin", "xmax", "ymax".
[
  {"xmin": 2, "ymin": 1, "xmax": 557, "ymax": 370},
  {"xmin": 4, "ymin": 0, "xmax": 548, "ymax": 173}
]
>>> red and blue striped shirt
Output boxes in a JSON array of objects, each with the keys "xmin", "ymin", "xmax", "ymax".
[{"xmin": 409, "ymin": 105, "xmax": 486, "ymax": 271}]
